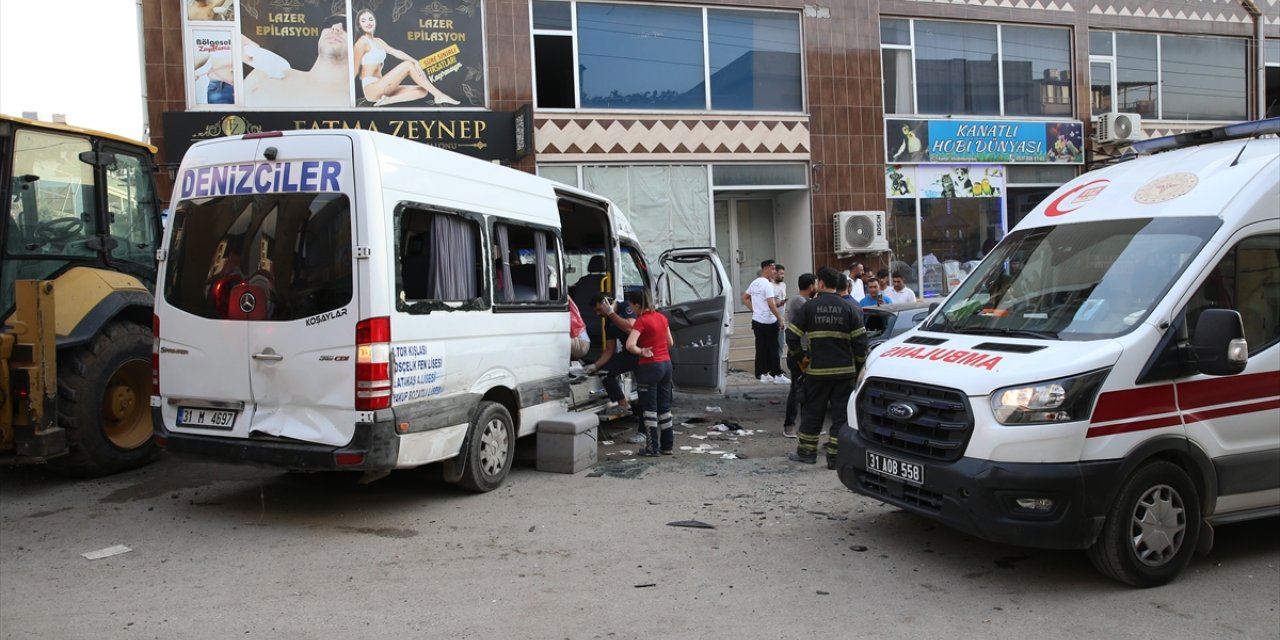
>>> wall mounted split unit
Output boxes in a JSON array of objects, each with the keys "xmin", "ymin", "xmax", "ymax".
[
  {"xmin": 1093, "ymin": 112, "xmax": 1142, "ymax": 144},
  {"xmin": 834, "ymin": 211, "xmax": 889, "ymax": 254}
]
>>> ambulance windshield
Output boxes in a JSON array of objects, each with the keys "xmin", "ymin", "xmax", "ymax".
[{"xmin": 925, "ymin": 216, "xmax": 1220, "ymax": 341}]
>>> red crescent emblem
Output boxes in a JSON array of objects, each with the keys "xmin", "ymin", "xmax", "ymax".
[{"xmin": 1045, "ymin": 179, "xmax": 1110, "ymax": 217}]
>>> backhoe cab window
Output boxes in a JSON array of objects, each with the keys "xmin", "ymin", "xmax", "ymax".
[
  {"xmin": 105, "ymin": 152, "xmax": 159, "ymax": 267},
  {"xmin": 164, "ymin": 193, "xmax": 352, "ymax": 321},
  {"xmin": 5, "ymin": 129, "xmax": 98, "ymax": 258}
]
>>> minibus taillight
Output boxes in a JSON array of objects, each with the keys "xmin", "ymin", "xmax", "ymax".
[
  {"xmin": 356, "ymin": 316, "xmax": 392, "ymax": 411},
  {"xmin": 152, "ymin": 314, "xmax": 160, "ymax": 395}
]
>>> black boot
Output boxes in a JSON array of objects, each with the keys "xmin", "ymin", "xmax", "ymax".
[{"xmin": 787, "ymin": 451, "xmax": 817, "ymax": 464}]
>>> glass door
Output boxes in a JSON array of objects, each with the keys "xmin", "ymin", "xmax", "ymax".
[{"xmin": 714, "ymin": 198, "xmax": 776, "ymax": 312}]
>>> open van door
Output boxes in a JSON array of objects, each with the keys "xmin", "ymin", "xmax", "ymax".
[{"xmin": 656, "ymin": 248, "xmax": 732, "ymax": 395}]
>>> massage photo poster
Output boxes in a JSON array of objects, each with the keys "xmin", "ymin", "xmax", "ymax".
[{"xmin": 183, "ymin": 0, "xmax": 485, "ymax": 110}]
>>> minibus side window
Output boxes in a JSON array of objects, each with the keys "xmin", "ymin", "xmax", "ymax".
[
  {"xmin": 493, "ymin": 222, "xmax": 563, "ymax": 306},
  {"xmin": 396, "ymin": 207, "xmax": 483, "ymax": 311},
  {"xmin": 619, "ymin": 244, "xmax": 649, "ymax": 295},
  {"xmin": 1186, "ymin": 233, "xmax": 1280, "ymax": 354}
]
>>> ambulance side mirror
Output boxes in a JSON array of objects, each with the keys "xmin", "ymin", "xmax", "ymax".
[{"xmin": 1191, "ymin": 309, "xmax": 1248, "ymax": 376}]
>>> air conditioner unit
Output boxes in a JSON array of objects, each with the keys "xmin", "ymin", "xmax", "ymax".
[
  {"xmin": 834, "ymin": 211, "xmax": 889, "ymax": 254},
  {"xmin": 1094, "ymin": 112, "xmax": 1142, "ymax": 144}
]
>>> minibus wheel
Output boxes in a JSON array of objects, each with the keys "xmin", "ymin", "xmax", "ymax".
[
  {"xmin": 1088, "ymin": 461, "xmax": 1200, "ymax": 587},
  {"xmin": 457, "ymin": 402, "xmax": 515, "ymax": 493}
]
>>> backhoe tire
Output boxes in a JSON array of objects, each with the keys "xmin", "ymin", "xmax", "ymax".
[{"xmin": 49, "ymin": 321, "xmax": 157, "ymax": 477}]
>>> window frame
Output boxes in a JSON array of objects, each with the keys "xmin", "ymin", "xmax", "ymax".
[
  {"xmin": 530, "ymin": 0, "xmax": 805, "ymax": 114},
  {"xmin": 879, "ymin": 17, "xmax": 1073, "ymax": 118},
  {"xmin": 491, "ymin": 217, "xmax": 567, "ymax": 312},
  {"xmin": 394, "ymin": 203, "xmax": 488, "ymax": 314},
  {"xmin": 1090, "ymin": 29, "xmax": 1248, "ymax": 122}
]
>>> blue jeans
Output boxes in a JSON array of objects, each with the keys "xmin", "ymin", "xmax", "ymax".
[
  {"xmin": 635, "ymin": 359, "xmax": 673, "ymax": 454},
  {"xmin": 207, "ymin": 80, "xmax": 234, "ymax": 104}
]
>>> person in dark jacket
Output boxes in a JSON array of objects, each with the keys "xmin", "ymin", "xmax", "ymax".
[{"xmin": 784, "ymin": 267, "xmax": 869, "ymax": 469}]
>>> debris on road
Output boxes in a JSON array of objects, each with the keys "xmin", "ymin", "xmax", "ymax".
[
  {"xmin": 82, "ymin": 545, "xmax": 132, "ymax": 560},
  {"xmin": 634, "ymin": 583, "xmax": 657, "ymax": 588},
  {"xmin": 667, "ymin": 520, "xmax": 715, "ymax": 529}
]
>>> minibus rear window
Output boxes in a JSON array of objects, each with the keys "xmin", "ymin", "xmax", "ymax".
[{"xmin": 164, "ymin": 193, "xmax": 353, "ymax": 321}]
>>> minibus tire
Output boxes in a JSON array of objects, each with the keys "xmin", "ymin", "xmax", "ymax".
[
  {"xmin": 457, "ymin": 402, "xmax": 515, "ymax": 493},
  {"xmin": 50, "ymin": 321, "xmax": 158, "ymax": 477},
  {"xmin": 1087, "ymin": 461, "xmax": 1200, "ymax": 587}
]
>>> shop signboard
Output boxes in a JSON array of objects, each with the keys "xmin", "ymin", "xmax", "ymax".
[
  {"xmin": 886, "ymin": 118, "xmax": 1084, "ymax": 164},
  {"xmin": 162, "ymin": 110, "xmax": 530, "ymax": 162}
]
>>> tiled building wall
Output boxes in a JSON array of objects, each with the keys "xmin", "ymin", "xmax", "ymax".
[
  {"xmin": 804, "ymin": 0, "xmax": 882, "ymax": 271},
  {"xmin": 142, "ymin": 0, "xmax": 187, "ymax": 197}
]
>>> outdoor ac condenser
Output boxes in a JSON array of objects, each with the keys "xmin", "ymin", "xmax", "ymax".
[
  {"xmin": 1094, "ymin": 112, "xmax": 1142, "ymax": 144},
  {"xmin": 834, "ymin": 211, "xmax": 889, "ymax": 254}
]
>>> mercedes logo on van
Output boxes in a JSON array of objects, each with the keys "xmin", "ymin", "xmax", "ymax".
[
  {"xmin": 887, "ymin": 401, "xmax": 918, "ymax": 420},
  {"xmin": 239, "ymin": 292, "xmax": 257, "ymax": 314}
]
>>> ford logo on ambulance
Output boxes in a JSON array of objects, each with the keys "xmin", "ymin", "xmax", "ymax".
[{"xmin": 887, "ymin": 401, "xmax": 917, "ymax": 420}]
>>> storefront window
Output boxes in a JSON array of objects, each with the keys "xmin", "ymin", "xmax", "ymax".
[
  {"xmin": 882, "ymin": 19, "xmax": 1072, "ymax": 118},
  {"xmin": 1160, "ymin": 35, "xmax": 1246, "ymax": 121},
  {"xmin": 886, "ymin": 199, "xmax": 920, "ymax": 293},
  {"xmin": 578, "ymin": 3, "xmax": 705, "ymax": 109},
  {"xmin": 1115, "ymin": 32, "xmax": 1159, "ymax": 118},
  {"xmin": 1090, "ymin": 61, "xmax": 1113, "ymax": 116},
  {"xmin": 1268, "ymin": 40, "xmax": 1280, "ymax": 118},
  {"xmin": 708, "ymin": 10, "xmax": 802, "ymax": 111},
  {"xmin": 535, "ymin": 2, "xmax": 804, "ymax": 112},
  {"xmin": 914, "ymin": 21, "xmax": 1000, "ymax": 116},
  {"xmin": 1001, "ymin": 26, "xmax": 1072, "ymax": 117}
]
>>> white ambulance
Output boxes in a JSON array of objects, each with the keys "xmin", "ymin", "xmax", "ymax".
[
  {"xmin": 152, "ymin": 129, "xmax": 730, "ymax": 492},
  {"xmin": 838, "ymin": 119, "xmax": 1280, "ymax": 587}
]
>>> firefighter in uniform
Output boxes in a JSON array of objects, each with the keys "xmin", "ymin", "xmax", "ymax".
[{"xmin": 784, "ymin": 267, "xmax": 868, "ymax": 469}]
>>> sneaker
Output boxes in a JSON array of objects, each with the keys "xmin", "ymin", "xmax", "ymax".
[
  {"xmin": 773, "ymin": 374, "xmax": 791, "ymax": 384},
  {"xmin": 625, "ymin": 432, "xmax": 647, "ymax": 444},
  {"xmin": 660, "ymin": 450, "xmax": 674, "ymax": 456},
  {"xmin": 787, "ymin": 451, "xmax": 817, "ymax": 464},
  {"xmin": 759, "ymin": 374, "xmax": 775, "ymax": 383},
  {"xmin": 782, "ymin": 425, "xmax": 797, "ymax": 438}
]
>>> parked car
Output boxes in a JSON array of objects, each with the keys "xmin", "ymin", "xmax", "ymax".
[{"xmin": 861, "ymin": 301, "xmax": 934, "ymax": 350}]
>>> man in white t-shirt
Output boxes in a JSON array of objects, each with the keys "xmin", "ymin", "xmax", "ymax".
[
  {"xmin": 845, "ymin": 262, "xmax": 866, "ymax": 301},
  {"xmin": 741, "ymin": 260, "xmax": 789, "ymax": 384},
  {"xmin": 883, "ymin": 271, "xmax": 918, "ymax": 304}
]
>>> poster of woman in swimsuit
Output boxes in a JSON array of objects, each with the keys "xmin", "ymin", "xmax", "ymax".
[{"xmin": 351, "ymin": 0, "xmax": 485, "ymax": 109}]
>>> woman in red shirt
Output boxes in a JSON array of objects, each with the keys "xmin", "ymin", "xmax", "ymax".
[{"xmin": 624, "ymin": 290, "xmax": 674, "ymax": 456}]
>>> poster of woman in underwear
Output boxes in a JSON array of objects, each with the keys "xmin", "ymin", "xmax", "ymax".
[{"xmin": 352, "ymin": 1, "xmax": 485, "ymax": 108}]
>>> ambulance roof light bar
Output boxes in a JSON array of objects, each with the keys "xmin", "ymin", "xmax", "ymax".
[{"xmin": 1131, "ymin": 117, "xmax": 1280, "ymax": 155}]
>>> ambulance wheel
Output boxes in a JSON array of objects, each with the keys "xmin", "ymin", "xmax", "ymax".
[
  {"xmin": 51, "ymin": 321, "xmax": 158, "ymax": 477},
  {"xmin": 457, "ymin": 402, "xmax": 515, "ymax": 493},
  {"xmin": 1088, "ymin": 461, "xmax": 1200, "ymax": 588}
]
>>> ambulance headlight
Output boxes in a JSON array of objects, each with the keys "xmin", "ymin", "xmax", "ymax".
[{"xmin": 990, "ymin": 369, "xmax": 1110, "ymax": 425}]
